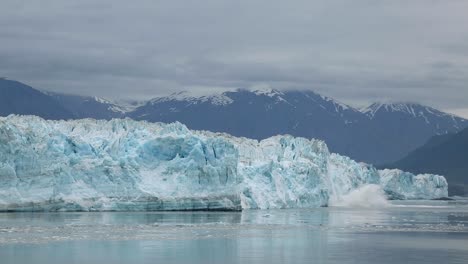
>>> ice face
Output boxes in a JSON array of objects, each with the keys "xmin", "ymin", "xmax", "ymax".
[
  {"xmin": 378, "ymin": 169, "xmax": 448, "ymax": 200},
  {"xmin": 0, "ymin": 115, "xmax": 448, "ymax": 211}
]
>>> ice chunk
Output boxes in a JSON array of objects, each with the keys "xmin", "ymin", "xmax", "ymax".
[
  {"xmin": 0, "ymin": 115, "xmax": 448, "ymax": 211},
  {"xmin": 379, "ymin": 169, "xmax": 448, "ymax": 200}
]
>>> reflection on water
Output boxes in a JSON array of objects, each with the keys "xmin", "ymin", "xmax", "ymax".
[{"xmin": 0, "ymin": 201, "xmax": 467, "ymax": 264}]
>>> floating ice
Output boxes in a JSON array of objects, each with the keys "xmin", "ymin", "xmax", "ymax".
[{"xmin": 0, "ymin": 115, "xmax": 448, "ymax": 211}]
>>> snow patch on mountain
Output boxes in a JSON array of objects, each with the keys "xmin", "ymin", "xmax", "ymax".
[
  {"xmin": 252, "ymin": 87, "xmax": 284, "ymax": 97},
  {"xmin": 149, "ymin": 91, "xmax": 234, "ymax": 106},
  {"xmin": 360, "ymin": 102, "xmax": 465, "ymax": 121}
]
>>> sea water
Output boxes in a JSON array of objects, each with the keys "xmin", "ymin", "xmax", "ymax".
[{"xmin": 0, "ymin": 200, "xmax": 467, "ymax": 264}]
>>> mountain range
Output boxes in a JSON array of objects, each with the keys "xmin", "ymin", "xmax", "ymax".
[{"xmin": 1, "ymin": 78, "xmax": 467, "ymax": 166}]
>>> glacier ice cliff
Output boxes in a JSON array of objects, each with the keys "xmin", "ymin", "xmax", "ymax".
[{"xmin": 0, "ymin": 115, "xmax": 448, "ymax": 211}]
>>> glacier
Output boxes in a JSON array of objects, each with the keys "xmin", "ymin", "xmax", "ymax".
[{"xmin": 0, "ymin": 115, "xmax": 448, "ymax": 211}]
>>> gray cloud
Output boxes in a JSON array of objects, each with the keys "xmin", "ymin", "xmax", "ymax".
[{"xmin": 1, "ymin": 0, "xmax": 467, "ymax": 116}]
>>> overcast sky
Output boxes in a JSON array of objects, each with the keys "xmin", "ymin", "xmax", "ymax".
[{"xmin": 1, "ymin": 0, "xmax": 467, "ymax": 117}]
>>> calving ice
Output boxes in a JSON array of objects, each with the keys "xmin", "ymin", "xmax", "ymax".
[{"xmin": 0, "ymin": 115, "xmax": 448, "ymax": 211}]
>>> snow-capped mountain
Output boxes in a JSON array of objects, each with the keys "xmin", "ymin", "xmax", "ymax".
[
  {"xmin": 355, "ymin": 102, "xmax": 467, "ymax": 163},
  {"xmin": 1, "ymin": 79, "xmax": 466, "ymax": 165},
  {"xmin": 148, "ymin": 91, "xmax": 234, "ymax": 106},
  {"xmin": 129, "ymin": 89, "xmax": 368, "ymax": 165},
  {"xmin": 361, "ymin": 102, "xmax": 466, "ymax": 131},
  {"xmin": 130, "ymin": 90, "xmax": 467, "ymax": 164},
  {"xmin": 130, "ymin": 88, "xmax": 364, "ymax": 135}
]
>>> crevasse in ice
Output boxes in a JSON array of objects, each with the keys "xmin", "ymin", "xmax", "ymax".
[{"xmin": 0, "ymin": 115, "xmax": 448, "ymax": 211}]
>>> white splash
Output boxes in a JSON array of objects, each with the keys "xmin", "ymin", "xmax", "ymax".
[{"xmin": 330, "ymin": 184, "xmax": 390, "ymax": 208}]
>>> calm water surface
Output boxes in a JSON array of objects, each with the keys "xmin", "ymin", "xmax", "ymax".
[{"xmin": 0, "ymin": 200, "xmax": 467, "ymax": 264}]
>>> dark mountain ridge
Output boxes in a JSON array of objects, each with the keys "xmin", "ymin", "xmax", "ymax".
[
  {"xmin": 385, "ymin": 127, "xmax": 468, "ymax": 195},
  {"xmin": 1, "ymin": 78, "xmax": 467, "ymax": 166},
  {"xmin": 0, "ymin": 78, "xmax": 74, "ymax": 120}
]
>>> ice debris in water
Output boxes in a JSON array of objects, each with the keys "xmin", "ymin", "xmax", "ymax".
[{"xmin": 0, "ymin": 115, "xmax": 448, "ymax": 211}]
